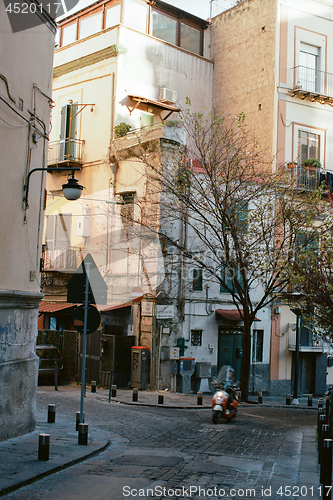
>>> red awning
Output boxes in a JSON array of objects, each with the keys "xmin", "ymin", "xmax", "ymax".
[
  {"xmin": 39, "ymin": 302, "xmax": 77, "ymax": 314},
  {"xmin": 97, "ymin": 301, "xmax": 132, "ymax": 312},
  {"xmin": 215, "ymin": 309, "xmax": 261, "ymax": 321}
]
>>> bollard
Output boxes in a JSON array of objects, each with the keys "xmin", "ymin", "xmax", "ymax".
[
  {"xmin": 91, "ymin": 381, "xmax": 96, "ymax": 393},
  {"xmin": 38, "ymin": 433, "xmax": 50, "ymax": 461},
  {"xmin": 318, "ymin": 424, "xmax": 329, "ymax": 468},
  {"xmin": 308, "ymin": 395, "xmax": 313, "ymax": 407},
  {"xmin": 76, "ymin": 411, "xmax": 84, "ymax": 431},
  {"xmin": 111, "ymin": 385, "xmax": 117, "ymax": 398},
  {"xmin": 54, "ymin": 361, "xmax": 58, "ymax": 391},
  {"xmin": 322, "ymin": 439, "xmax": 333, "ymax": 500},
  {"xmin": 318, "ymin": 415, "xmax": 326, "ymax": 459},
  {"xmin": 326, "ymin": 395, "xmax": 331, "ymax": 419},
  {"xmin": 132, "ymin": 388, "xmax": 138, "ymax": 402},
  {"xmin": 286, "ymin": 394, "xmax": 291, "ymax": 405},
  {"xmin": 47, "ymin": 404, "xmax": 56, "ymax": 423},
  {"xmin": 237, "ymin": 390, "xmax": 241, "ymax": 402},
  {"xmin": 318, "ymin": 398, "xmax": 324, "ymax": 409},
  {"xmin": 78, "ymin": 423, "xmax": 88, "ymax": 445},
  {"xmin": 197, "ymin": 392, "xmax": 203, "ymax": 406},
  {"xmin": 258, "ymin": 392, "xmax": 263, "ymax": 404},
  {"xmin": 158, "ymin": 394, "xmax": 164, "ymax": 405}
]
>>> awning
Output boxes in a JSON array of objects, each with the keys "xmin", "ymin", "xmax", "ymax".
[
  {"xmin": 38, "ymin": 302, "xmax": 77, "ymax": 314},
  {"xmin": 127, "ymin": 94, "xmax": 179, "ymax": 120},
  {"xmin": 97, "ymin": 301, "xmax": 132, "ymax": 312},
  {"xmin": 215, "ymin": 309, "xmax": 261, "ymax": 321}
]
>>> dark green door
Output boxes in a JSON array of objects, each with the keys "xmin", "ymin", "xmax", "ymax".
[{"xmin": 218, "ymin": 327, "xmax": 243, "ymax": 382}]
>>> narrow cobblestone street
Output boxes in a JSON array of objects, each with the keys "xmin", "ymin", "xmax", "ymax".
[{"xmin": 1, "ymin": 385, "xmax": 320, "ymax": 500}]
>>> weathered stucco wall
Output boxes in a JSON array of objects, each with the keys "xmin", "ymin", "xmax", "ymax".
[{"xmin": 0, "ymin": 3, "xmax": 55, "ymax": 440}]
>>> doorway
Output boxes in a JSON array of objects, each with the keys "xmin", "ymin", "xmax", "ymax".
[{"xmin": 218, "ymin": 326, "xmax": 243, "ymax": 383}]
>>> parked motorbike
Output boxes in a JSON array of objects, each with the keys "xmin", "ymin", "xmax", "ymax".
[{"xmin": 211, "ymin": 365, "xmax": 239, "ymax": 424}]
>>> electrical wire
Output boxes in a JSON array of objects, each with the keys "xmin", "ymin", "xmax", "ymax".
[{"xmin": 0, "ymin": 115, "xmax": 28, "ymax": 127}]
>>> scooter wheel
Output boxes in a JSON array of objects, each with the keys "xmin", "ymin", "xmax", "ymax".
[{"xmin": 212, "ymin": 410, "xmax": 221, "ymax": 424}]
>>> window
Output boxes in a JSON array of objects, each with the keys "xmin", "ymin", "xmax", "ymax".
[
  {"xmin": 294, "ymin": 230, "xmax": 319, "ymax": 266},
  {"xmin": 220, "ymin": 265, "xmax": 245, "ymax": 294},
  {"xmin": 224, "ymin": 200, "xmax": 248, "ymax": 234},
  {"xmin": 151, "ymin": 8, "xmax": 203, "ymax": 56},
  {"xmin": 192, "ymin": 268, "xmax": 203, "ymax": 291},
  {"xmin": 45, "ymin": 214, "xmax": 72, "ymax": 248},
  {"xmin": 252, "ymin": 330, "xmax": 264, "ymax": 363},
  {"xmin": 59, "ymin": 104, "xmax": 78, "ymax": 161},
  {"xmin": 191, "ymin": 330, "xmax": 202, "ymax": 346},
  {"xmin": 298, "ymin": 130, "xmax": 320, "ymax": 164},
  {"xmin": 299, "ymin": 43, "xmax": 320, "ymax": 92},
  {"xmin": 152, "ymin": 10, "xmax": 177, "ymax": 46},
  {"xmin": 79, "ymin": 12, "xmax": 102, "ymax": 40},
  {"xmin": 124, "ymin": 0, "xmax": 148, "ymax": 32},
  {"xmin": 180, "ymin": 22, "xmax": 201, "ymax": 55},
  {"xmin": 62, "ymin": 23, "xmax": 77, "ymax": 46},
  {"xmin": 140, "ymin": 112, "xmax": 154, "ymax": 129},
  {"xmin": 105, "ymin": 4, "xmax": 121, "ymax": 29},
  {"xmin": 120, "ymin": 192, "xmax": 135, "ymax": 226}
]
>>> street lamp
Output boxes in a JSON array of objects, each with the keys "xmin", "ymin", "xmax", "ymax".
[{"xmin": 24, "ymin": 167, "xmax": 83, "ymax": 209}]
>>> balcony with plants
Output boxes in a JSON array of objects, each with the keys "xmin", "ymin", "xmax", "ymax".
[{"xmin": 287, "ymin": 158, "xmax": 322, "ymax": 191}]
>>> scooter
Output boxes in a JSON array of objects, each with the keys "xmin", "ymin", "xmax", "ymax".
[{"xmin": 211, "ymin": 365, "xmax": 238, "ymax": 424}]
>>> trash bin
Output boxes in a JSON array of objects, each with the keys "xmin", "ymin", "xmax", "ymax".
[
  {"xmin": 131, "ymin": 346, "xmax": 149, "ymax": 389},
  {"xmin": 178, "ymin": 357, "xmax": 195, "ymax": 393}
]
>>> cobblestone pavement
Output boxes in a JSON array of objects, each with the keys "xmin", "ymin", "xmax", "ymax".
[{"xmin": 2, "ymin": 385, "xmax": 319, "ymax": 500}]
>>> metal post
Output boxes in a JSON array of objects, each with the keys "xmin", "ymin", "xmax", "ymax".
[
  {"xmin": 78, "ymin": 423, "xmax": 88, "ymax": 445},
  {"xmin": 308, "ymin": 395, "xmax": 313, "ymax": 407},
  {"xmin": 320, "ymin": 425, "xmax": 330, "ymax": 479},
  {"xmin": 158, "ymin": 394, "xmax": 164, "ymax": 404},
  {"xmin": 38, "ymin": 434, "xmax": 50, "ymax": 461},
  {"xmin": 318, "ymin": 414, "xmax": 326, "ymax": 460},
  {"xmin": 133, "ymin": 388, "xmax": 138, "ymax": 402},
  {"xmin": 80, "ymin": 262, "xmax": 91, "ymax": 424},
  {"xmin": 197, "ymin": 392, "xmax": 203, "ymax": 405},
  {"xmin": 293, "ymin": 313, "xmax": 301, "ymax": 404},
  {"xmin": 54, "ymin": 361, "xmax": 58, "ymax": 391},
  {"xmin": 111, "ymin": 385, "xmax": 117, "ymax": 398},
  {"xmin": 322, "ymin": 439, "xmax": 333, "ymax": 500},
  {"xmin": 91, "ymin": 381, "xmax": 96, "ymax": 393},
  {"xmin": 286, "ymin": 394, "xmax": 291, "ymax": 405},
  {"xmin": 47, "ymin": 404, "xmax": 56, "ymax": 423},
  {"xmin": 76, "ymin": 411, "xmax": 84, "ymax": 431},
  {"xmin": 258, "ymin": 392, "xmax": 263, "ymax": 404}
]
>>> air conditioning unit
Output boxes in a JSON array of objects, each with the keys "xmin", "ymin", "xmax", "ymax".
[{"xmin": 160, "ymin": 87, "xmax": 177, "ymax": 103}]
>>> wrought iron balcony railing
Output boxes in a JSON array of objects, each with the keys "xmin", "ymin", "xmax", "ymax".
[
  {"xmin": 43, "ymin": 247, "xmax": 79, "ymax": 272},
  {"xmin": 48, "ymin": 138, "xmax": 84, "ymax": 166},
  {"xmin": 291, "ymin": 66, "xmax": 333, "ymax": 104},
  {"xmin": 288, "ymin": 324, "xmax": 323, "ymax": 352},
  {"xmin": 287, "ymin": 163, "xmax": 322, "ymax": 190}
]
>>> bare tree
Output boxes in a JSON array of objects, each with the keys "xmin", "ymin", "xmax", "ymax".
[{"xmin": 112, "ymin": 110, "xmax": 326, "ymax": 400}]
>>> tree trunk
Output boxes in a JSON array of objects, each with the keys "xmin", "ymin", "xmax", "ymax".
[{"xmin": 240, "ymin": 317, "xmax": 252, "ymax": 402}]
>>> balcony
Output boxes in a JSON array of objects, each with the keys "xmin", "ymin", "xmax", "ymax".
[
  {"xmin": 287, "ymin": 163, "xmax": 321, "ymax": 190},
  {"xmin": 44, "ymin": 247, "xmax": 79, "ymax": 272},
  {"xmin": 288, "ymin": 323, "xmax": 323, "ymax": 352},
  {"xmin": 48, "ymin": 138, "xmax": 84, "ymax": 168},
  {"xmin": 290, "ymin": 66, "xmax": 333, "ymax": 105}
]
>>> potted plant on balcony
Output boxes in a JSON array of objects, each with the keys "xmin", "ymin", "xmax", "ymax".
[{"xmin": 302, "ymin": 158, "xmax": 322, "ymax": 169}]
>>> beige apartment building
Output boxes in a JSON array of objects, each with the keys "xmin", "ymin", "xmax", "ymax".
[
  {"xmin": 0, "ymin": 3, "xmax": 56, "ymax": 439},
  {"xmin": 212, "ymin": 0, "xmax": 333, "ymax": 396},
  {"xmin": 41, "ymin": 0, "xmax": 213, "ymax": 389}
]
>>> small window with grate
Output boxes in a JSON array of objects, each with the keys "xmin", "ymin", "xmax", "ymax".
[
  {"xmin": 191, "ymin": 330, "xmax": 202, "ymax": 346},
  {"xmin": 120, "ymin": 192, "xmax": 135, "ymax": 226}
]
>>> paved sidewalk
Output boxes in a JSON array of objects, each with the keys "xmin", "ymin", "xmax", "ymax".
[{"xmin": 0, "ymin": 388, "xmax": 321, "ymax": 497}]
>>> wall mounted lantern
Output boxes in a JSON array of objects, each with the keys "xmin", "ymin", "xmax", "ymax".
[{"xmin": 24, "ymin": 167, "xmax": 83, "ymax": 209}]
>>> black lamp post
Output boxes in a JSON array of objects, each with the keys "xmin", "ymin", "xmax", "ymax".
[{"xmin": 24, "ymin": 166, "xmax": 83, "ymax": 209}]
